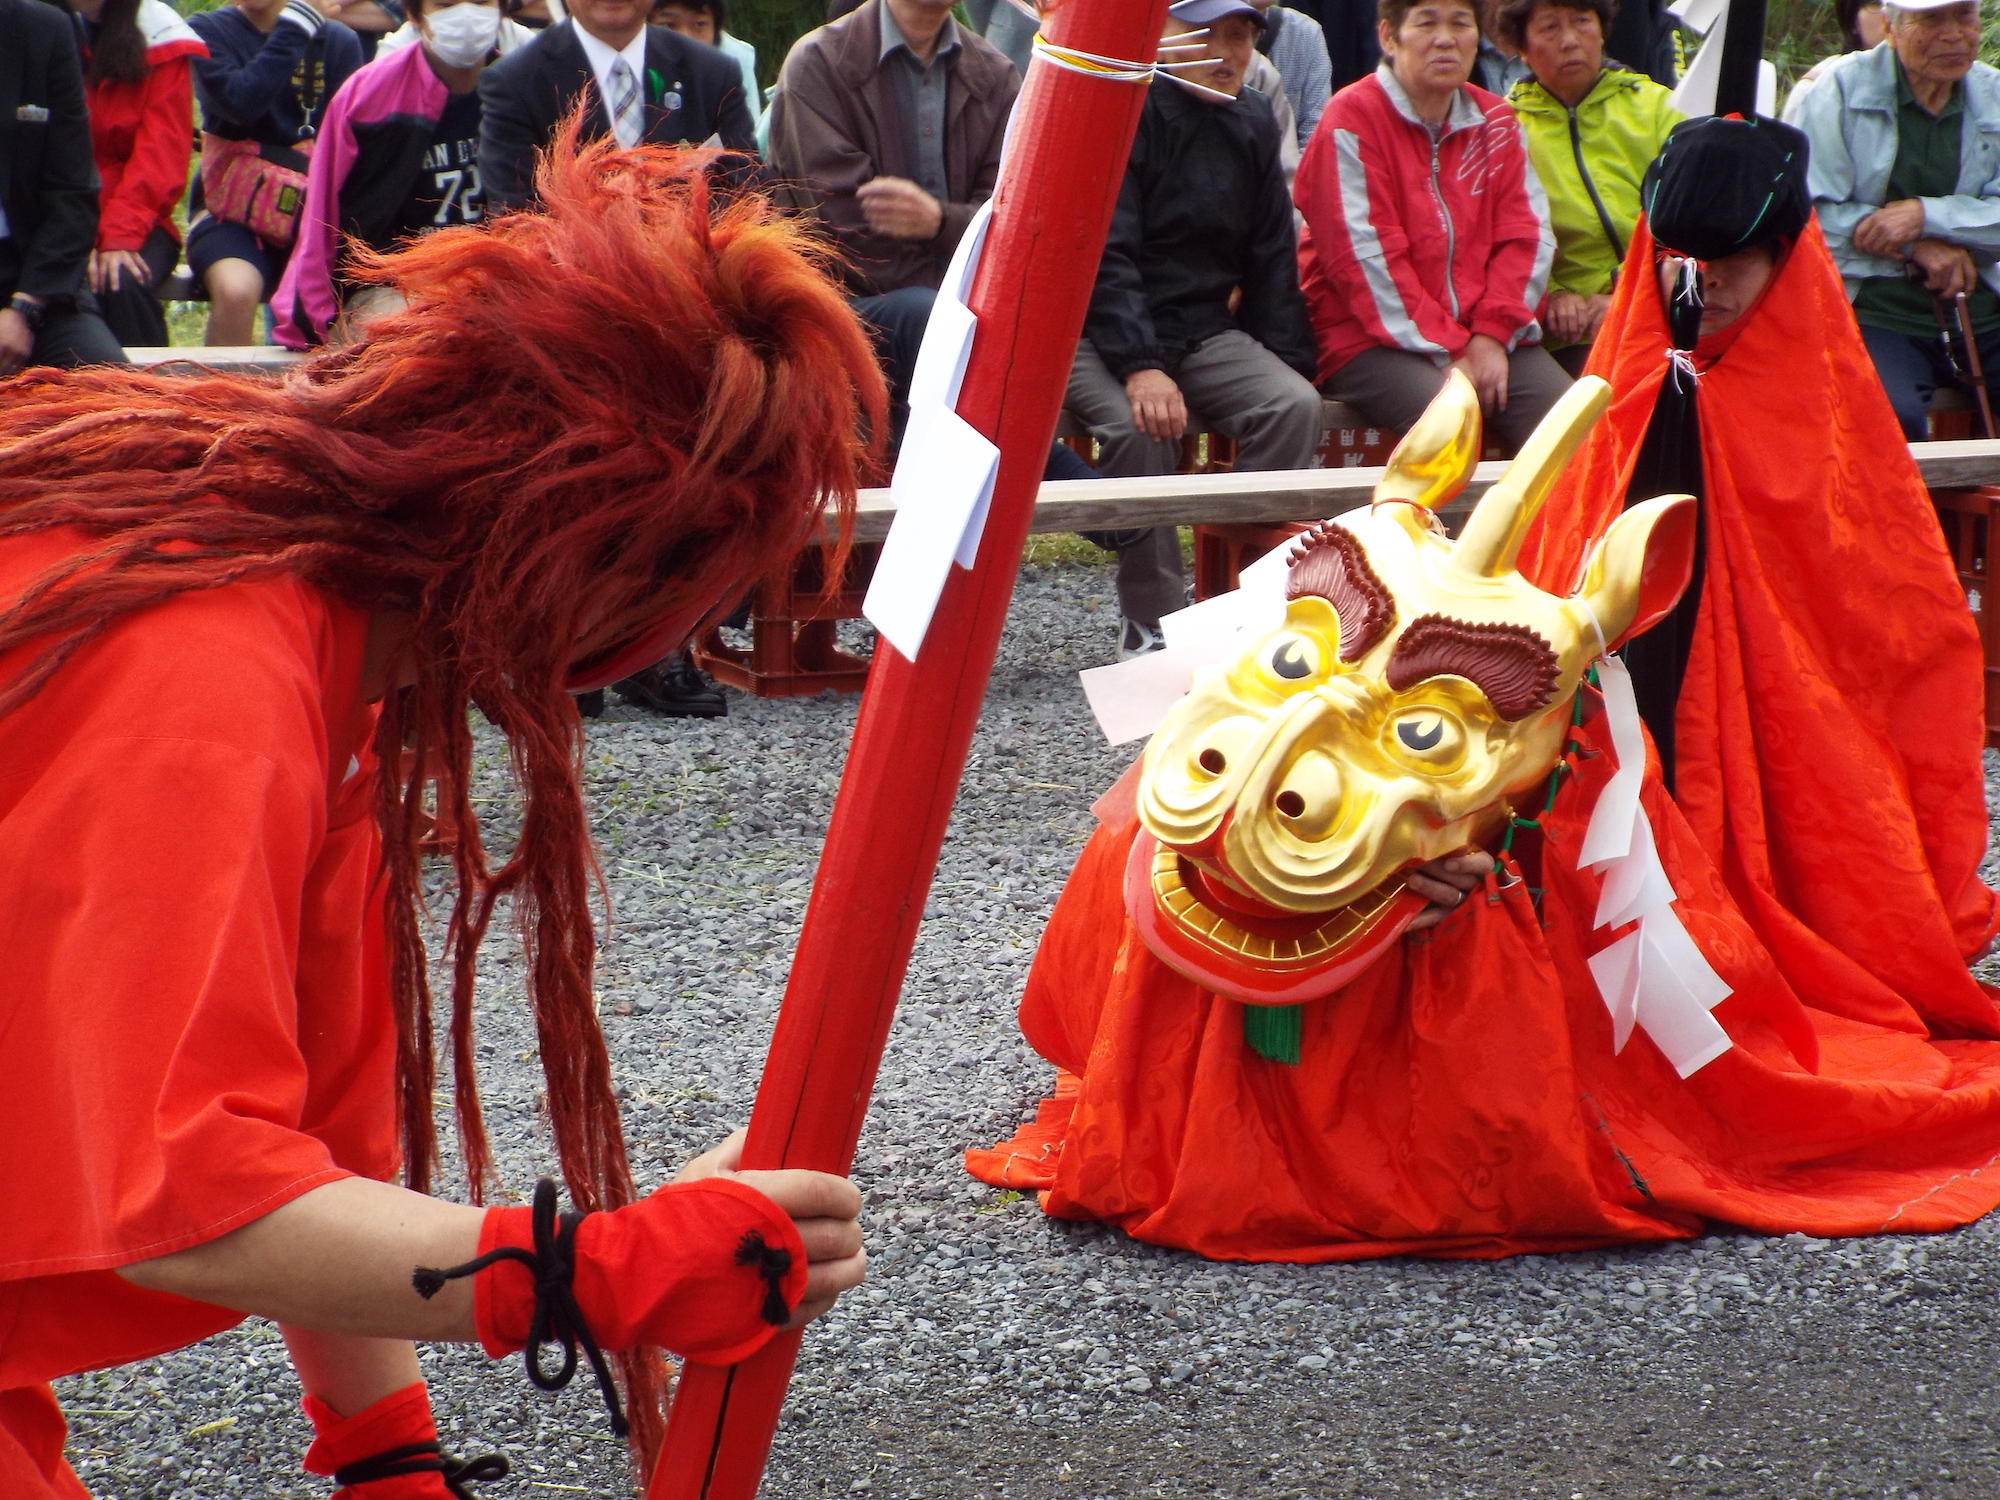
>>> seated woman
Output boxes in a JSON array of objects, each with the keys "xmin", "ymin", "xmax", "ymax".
[
  {"xmin": 274, "ymin": 0, "xmax": 504, "ymax": 347},
  {"xmin": 1498, "ymin": 0, "xmax": 1679, "ymax": 373},
  {"xmin": 73, "ymin": 0, "xmax": 208, "ymax": 349},
  {"xmin": 187, "ymin": 0, "xmax": 365, "ymax": 345},
  {"xmin": 1297, "ymin": 0, "xmax": 1571, "ymax": 452}
]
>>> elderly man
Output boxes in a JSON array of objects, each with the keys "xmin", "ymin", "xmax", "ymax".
[
  {"xmin": 1066, "ymin": 0, "xmax": 1321, "ymax": 658},
  {"xmin": 1796, "ymin": 0, "xmax": 2000, "ymax": 438}
]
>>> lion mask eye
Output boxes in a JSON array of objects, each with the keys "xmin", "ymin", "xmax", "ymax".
[
  {"xmin": 1388, "ymin": 710, "xmax": 1465, "ymax": 763},
  {"xmin": 1262, "ymin": 633, "xmax": 1325, "ymax": 686}
]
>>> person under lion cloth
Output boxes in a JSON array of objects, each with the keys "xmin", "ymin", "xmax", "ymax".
[
  {"xmin": 965, "ymin": 115, "xmax": 2000, "ymax": 1264},
  {"xmin": 0, "ymin": 135, "xmax": 871, "ymax": 1498}
]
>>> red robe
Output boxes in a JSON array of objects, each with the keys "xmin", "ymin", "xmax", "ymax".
[
  {"xmin": 1520, "ymin": 221, "xmax": 2000, "ymax": 1037},
  {"xmin": 0, "ymin": 530, "xmax": 394, "ymax": 1498},
  {"xmin": 968, "ymin": 223, "xmax": 2000, "ymax": 1260}
]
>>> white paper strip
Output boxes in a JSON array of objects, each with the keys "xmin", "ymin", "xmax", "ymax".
[
  {"xmin": 862, "ymin": 200, "xmax": 999, "ymax": 658},
  {"xmin": 1577, "ymin": 652, "xmax": 1736, "ymax": 1077},
  {"xmin": 1080, "ymin": 647, "xmax": 1200, "ymax": 746}
]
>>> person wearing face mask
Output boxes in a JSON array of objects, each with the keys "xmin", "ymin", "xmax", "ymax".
[{"xmin": 273, "ymin": 0, "xmax": 505, "ymax": 347}]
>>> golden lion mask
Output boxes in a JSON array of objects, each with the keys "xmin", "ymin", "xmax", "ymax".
[{"xmin": 1126, "ymin": 372, "xmax": 1697, "ymax": 1004}]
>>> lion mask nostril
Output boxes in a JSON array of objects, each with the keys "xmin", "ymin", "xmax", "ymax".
[
  {"xmin": 1199, "ymin": 748, "xmax": 1228, "ymax": 775},
  {"xmin": 1275, "ymin": 790, "xmax": 1306, "ymax": 818}
]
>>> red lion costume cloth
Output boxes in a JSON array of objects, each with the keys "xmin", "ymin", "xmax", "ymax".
[
  {"xmin": 0, "ymin": 136, "xmax": 881, "ymax": 1496},
  {"xmin": 967, "ymin": 221, "xmax": 2000, "ymax": 1264}
]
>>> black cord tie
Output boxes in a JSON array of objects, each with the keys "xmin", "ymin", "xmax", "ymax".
[
  {"xmin": 735, "ymin": 1230, "xmax": 795, "ymax": 1328},
  {"xmin": 333, "ymin": 1440, "xmax": 509, "ymax": 1498},
  {"xmin": 411, "ymin": 1178, "xmax": 630, "ymax": 1437}
]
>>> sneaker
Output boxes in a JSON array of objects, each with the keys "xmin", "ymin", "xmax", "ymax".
[
  {"xmin": 574, "ymin": 688, "xmax": 606, "ymax": 719},
  {"xmin": 1118, "ymin": 617, "xmax": 1166, "ymax": 661}
]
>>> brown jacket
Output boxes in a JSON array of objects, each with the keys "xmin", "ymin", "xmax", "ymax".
[{"xmin": 767, "ymin": 0, "xmax": 1020, "ymax": 297}]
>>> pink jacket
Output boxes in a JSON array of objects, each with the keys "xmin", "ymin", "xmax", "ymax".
[{"xmin": 1295, "ymin": 65, "xmax": 1553, "ymax": 380}]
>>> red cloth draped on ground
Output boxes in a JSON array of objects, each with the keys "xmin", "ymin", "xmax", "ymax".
[
  {"xmin": 0, "ymin": 529, "xmax": 395, "ymax": 1498},
  {"xmin": 1518, "ymin": 218, "xmax": 2000, "ymax": 1040},
  {"xmin": 967, "ymin": 706, "xmax": 2000, "ymax": 1260}
]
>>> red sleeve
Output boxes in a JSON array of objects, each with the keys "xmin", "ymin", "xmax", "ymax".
[
  {"xmin": 96, "ymin": 55, "xmax": 196, "ymax": 251},
  {"xmin": 1465, "ymin": 113, "xmax": 1554, "ymax": 349},
  {"xmin": 1295, "ymin": 100, "xmax": 1469, "ymax": 360},
  {"xmin": 0, "ymin": 538, "xmax": 388, "ymax": 1285}
]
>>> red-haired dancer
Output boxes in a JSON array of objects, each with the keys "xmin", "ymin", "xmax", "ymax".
[{"xmin": 0, "ymin": 134, "xmax": 876, "ymax": 1498}]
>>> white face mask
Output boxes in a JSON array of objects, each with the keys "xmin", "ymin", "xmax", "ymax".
[{"xmin": 423, "ymin": 1, "xmax": 501, "ymax": 67}]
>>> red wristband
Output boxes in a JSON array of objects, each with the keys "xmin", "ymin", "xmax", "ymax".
[{"xmin": 472, "ymin": 1176, "xmax": 809, "ymax": 1366}]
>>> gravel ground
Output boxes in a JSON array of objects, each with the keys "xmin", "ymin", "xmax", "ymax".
[{"xmin": 56, "ymin": 547, "xmax": 2000, "ymax": 1499}]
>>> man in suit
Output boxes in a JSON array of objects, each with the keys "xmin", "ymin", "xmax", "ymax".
[
  {"xmin": 479, "ymin": 0, "xmax": 755, "ymax": 211},
  {"xmin": 478, "ymin": 0, "xmax": 753, "ymax": 715},
  {"xmin": 0, "ymin": 0, "xmax": 126, "ymax": 375}
]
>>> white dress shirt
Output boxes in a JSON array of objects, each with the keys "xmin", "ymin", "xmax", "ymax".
[{"xmin": 573, "ymin": 21, "xmax": 651, "ymax": 148}]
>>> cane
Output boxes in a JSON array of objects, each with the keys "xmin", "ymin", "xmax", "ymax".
[{"xmin": 1955, "ymin": 291, "xmax": 1998, "ymax": 440}]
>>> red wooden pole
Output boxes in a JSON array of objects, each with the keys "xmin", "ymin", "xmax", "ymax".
[{"xmin": 644, "ymin": 0, "xmax": 1171, "ymax": 1493}]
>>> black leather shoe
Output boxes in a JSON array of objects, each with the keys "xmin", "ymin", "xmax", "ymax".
[
  {"xmin": 613, "ymin": 654, "xmax": 727, "ymax": 718},
  {"xmin": 575, "ymin": 688, "xmax": 606, "ymax": 719}
]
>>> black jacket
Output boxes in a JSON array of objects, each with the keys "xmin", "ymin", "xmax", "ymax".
[
  {"xmin": 1085, "ymin": 79, "xmax": 1317, "ymax": 384},
  {"xmin": 479, "ymin": 20, "xmax": 755, "ymax": 211},
  {"xmin": 0, "ymin": 0, "xmax": 100, "ymax": 299}
]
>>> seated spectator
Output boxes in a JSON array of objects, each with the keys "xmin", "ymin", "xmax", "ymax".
[
  {"xmin": 479, "ymin": 0, "xmax": 751, "ymax": 716},
  {"xmin": 1796, "ymin": 0, "xmax": 2000, "ymax": 440},
  {"xmin": 1251, "ymin": 0, "xmax": 1334, "ymax": 148},
  {"xmin": 1068, "ymin": 0, "xmax": 1322, "ymax": 659},
  {"xmin": 478, "ymin": 0, "xmax": 754, "ymax": 214},
  {"xmin": 0, "ymin": 0, "xmax": 126, "ymax": 373},
  {"xmin": 375, "ymin": 0, "xmax": 542, "ymax": 54},
  {"xmin": 1246, "ymin": 47, "xmax": 1303, "ymax": 196},
  {"xmin": 274, "ymin": 0, "xmax": 503, "ymax": 348},
  {"xmin": 1286, "ymin": 0, "xmax": 1382, "ymax": 91},
  {"xmin": 72, "ymin": 0, "xmax": 207, "ymax": 350},
  {"xmin": 1298, "ymin": 0, "xmax": 1569, "ymax": 452},
  {"xmin": 651, "ymin": 0, "xmax": 762, "ymax": 130},
  {"xmin": 766, "ymin": 0, "xmax": 1019, "ymax": 441},
  {"xmin": 1474, "ymin": 0, "xmax": 1528, "ymax": 93},
  {"xmin": 1500, "ymin": 0, "xmax": 1679, "ymax": 373},
  {"xmin": 187, "ymin": 0, "xmax": 365, "ymax": 346},
  {"xmin": 962, "ymin": 0, "xmax": 1033, "ymax": 73},
  {"xmin": 1783, "ymin": 0, "xmax": 1887, "ymax": 121}
]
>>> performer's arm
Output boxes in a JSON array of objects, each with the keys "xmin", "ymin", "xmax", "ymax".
[{"xmin": 116, "ymin": 1143, "xmax": 864, "ymax": 1343}]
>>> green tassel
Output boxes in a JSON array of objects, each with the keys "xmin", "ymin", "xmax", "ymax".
[{"xmin": 1243, "ymin": 1004, "xmax": 1304, "ymax": 1065}]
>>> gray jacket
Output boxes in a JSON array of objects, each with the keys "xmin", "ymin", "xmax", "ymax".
[{"xmin": 1795, "ymin": 42, "xmax": 2000, "ymax": 301}]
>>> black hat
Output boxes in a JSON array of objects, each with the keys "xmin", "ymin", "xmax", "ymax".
[{"xmin": 1642, "ymin": 114, "xmax": 1812, "ymax": 261}]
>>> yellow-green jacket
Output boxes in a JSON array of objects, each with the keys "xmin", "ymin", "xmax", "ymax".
[{"xmin": 1508, "ymin": 68, "xmax": 1681, "ymax": 317}]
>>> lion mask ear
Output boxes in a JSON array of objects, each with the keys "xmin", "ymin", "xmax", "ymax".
[{"xmin": 1575, "ymin": 494, "xmax": 1699, "ymax": 647}]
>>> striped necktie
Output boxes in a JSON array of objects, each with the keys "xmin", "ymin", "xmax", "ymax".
[{"xmin": 607, "ymin": 56, "xmax": 641, "ymax": 148}]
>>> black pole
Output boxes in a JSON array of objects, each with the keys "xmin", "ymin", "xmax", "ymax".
[{"xmin": 1714, "ymin": 0, "xmax": 1767, "ymax": 116}]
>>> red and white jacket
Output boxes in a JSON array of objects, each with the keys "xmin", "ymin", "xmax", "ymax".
[
  {"xmin": 84, "ymin": 0, "xmax": 207, "ymax": 252},
  {"xmin": 1295, "ymin": 64, "xmax": 1553, "ymax": 381}
]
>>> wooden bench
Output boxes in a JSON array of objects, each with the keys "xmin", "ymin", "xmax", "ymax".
[{"xmin": 125, "ymin": 345, "xmax": 304, "ymax": 375}]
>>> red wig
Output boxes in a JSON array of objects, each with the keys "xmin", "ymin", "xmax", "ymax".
[{"xmin": 0, "ymin": 127, "xmax": 885, "ymax": 1464}]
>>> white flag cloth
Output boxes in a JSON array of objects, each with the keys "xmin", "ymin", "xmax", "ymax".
[{"xmin": 1579, "ymin": 655, "xmax": 1735, "ymax": 1078}]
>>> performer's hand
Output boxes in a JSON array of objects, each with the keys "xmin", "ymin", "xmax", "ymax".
[
  {"xmin": 1404, "ymin": 850, "xmax": 1496, "ymax": 933},
  {"xmin": 1854, "ymin": 198, "xmax": 1926, "ymax": 259},
  {"xmin": 1451, "ymin": 334, "xmax": 1510, "ymax": 414},
  {"xmin": 674, "ymin": 1129, "xmax": 867, "ymax": 1329},
  {"xmin": 1910, "ymin": 238, "xmax": 1978, "ymax": 298},
  {"xmin": 0, "ymin": 307, "xmax": 35, "ymax": 377},
  {"xmin": 1124, "ymin": 367, "xmax": 1188, "ymax": 443},
  {"xmin": 856, "ymin": 177, "xmax": 945, "ymax": 241}
]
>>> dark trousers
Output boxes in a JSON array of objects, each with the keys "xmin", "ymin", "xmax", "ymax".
[
  {"xmin": 850, "ymin": 284, "xmax": 937, "ymax": 451},
  {"xmin": 92, "ymin": 226, "xmax": 179, "ymax": 349},
  {"xmin": 0, "ymin": 290, "xmax": 126, "ymax": 368},
  {"xmin": 1860, "ymin": 321, "xmax": 2000, "ymax": 441},
  {"xmin": 1321, "ymin": 343, "xmax": 1573, "ymax": 453}
]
